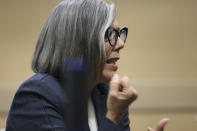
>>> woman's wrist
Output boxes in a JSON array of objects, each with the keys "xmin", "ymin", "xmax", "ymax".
[{"xmin": 106, "ymin": 111, "xmax": 123, "ymax": 124}]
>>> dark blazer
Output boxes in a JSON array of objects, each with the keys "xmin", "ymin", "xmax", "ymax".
[{"xmin": 6, "ymin": 73, "xmax": 130, "ymax": 131}]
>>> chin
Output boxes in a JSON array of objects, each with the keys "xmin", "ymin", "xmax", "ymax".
[{"xmin": 101, "ymin": 70, "xmax": 116, "ymax": 83}]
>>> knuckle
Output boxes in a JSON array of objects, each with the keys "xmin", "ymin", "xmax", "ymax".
[
  {"xmin": 122, "ymin": 76, "xmax": 129, "ymax": 82},
  {"xmin": 109, "ymin": 92, "xmax": 117, "ymax": 98},
  {"xmin": 128, "ymin": 87, "xmax": 138, "ymax": 99},
  {"xmin": 110, "ymin": 78, "xmax": 120, "ymax": 85},
  {"xmin": 121, "ymin": 76, "xmax": 130, "ymax": 86}
]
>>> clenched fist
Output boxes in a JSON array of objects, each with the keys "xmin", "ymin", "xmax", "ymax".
[{"xmin": 106, "ymin": 74, "xmax": 138, "ymax": 124}]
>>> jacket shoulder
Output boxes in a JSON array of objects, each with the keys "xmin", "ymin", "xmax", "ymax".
[
  {"xmin": 16, "ymin": 73, "xmax": 66, "ymax": 110},
  {"xmin": 6, "ymin": 73, "xmax": 68, "ymax": 130}
]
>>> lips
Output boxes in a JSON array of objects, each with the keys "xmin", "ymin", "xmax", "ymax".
[{"xmin": 106, "ymin": 57, "xmax": 119, "ymax": 64}]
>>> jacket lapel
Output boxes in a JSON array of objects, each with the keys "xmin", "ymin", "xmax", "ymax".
[{"xmin": 91, "ymin": 83, "xmax": 109, "ymax": 127}]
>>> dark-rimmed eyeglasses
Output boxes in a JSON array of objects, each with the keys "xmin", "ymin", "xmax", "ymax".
[{"xmin": 104, "ymin": 27, "xmax": 128, "ymax": 47}]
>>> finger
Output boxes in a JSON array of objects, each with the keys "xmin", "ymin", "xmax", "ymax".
[
  {"xmin": 120, "ymin": 77, "xmax": 138, "ymax": 98},
  {"xmin": 120, "ymin": 76, "xmax": 130, "ymax": 88},
  {"xmin": 119, "ymin": 76, "xmax": 130, "ymax": 92},
  {"xmin": 156, "ymin": 118, "xmax": 169, "ymax": 131},
  {"xmin": 148, "ymin": 127, "xmax": 155, "ymax": 131},
  {"xmin": 110, "ymin": 74, "xmax": 120, "ymax": 92},
  {"xmin": 129, "ymin": 86, "xmax": 138, "ymax": 97}
]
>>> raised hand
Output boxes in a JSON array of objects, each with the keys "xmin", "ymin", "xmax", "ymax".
[{"xmin": 106, "ymin": 74, "xmax": 138, "ymax": 124}]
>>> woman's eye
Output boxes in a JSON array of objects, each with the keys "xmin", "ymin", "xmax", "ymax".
[{"xmin": 110, "ymin": 31, "xmax": 116, "ymax": 39}]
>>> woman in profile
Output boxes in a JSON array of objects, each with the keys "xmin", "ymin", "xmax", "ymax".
[{"xmin": 6, "ymin": 0, "xmax": 168, "ymax": 131}]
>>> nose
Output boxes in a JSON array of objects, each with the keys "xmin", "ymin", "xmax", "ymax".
[{"xmin": 113, "ymin": 37, "xmax": 124, "ymax": 52}]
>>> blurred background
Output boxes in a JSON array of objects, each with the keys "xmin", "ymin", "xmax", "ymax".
[{"xmin": 0, "ymin": 0, "xmax": 197, "ymax": 130}]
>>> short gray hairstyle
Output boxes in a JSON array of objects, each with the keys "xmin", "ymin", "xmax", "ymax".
[{"xmin": 32, "ymin": 0, "xmax": 116, "ymax": 81}]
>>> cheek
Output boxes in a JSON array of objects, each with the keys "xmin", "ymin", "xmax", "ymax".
[
  {"xmin": 102, "ymin": 43, "xmax": 114, "ymax": 82},
  {"xmin": 105, "ymin": 42, "xmax": 112, "ymax": 57}
]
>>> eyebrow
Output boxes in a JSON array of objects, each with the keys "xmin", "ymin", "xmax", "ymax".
[
  {"xmin": 110, "ymin": 26, "xmax": 121, "ymax": 31},
  {"xmin": 115, "ymin": 27, "xmax": 121, "ymax": 31}
]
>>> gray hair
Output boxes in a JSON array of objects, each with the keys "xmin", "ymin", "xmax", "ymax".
[{"xmin": 32, "ymin": 0, "xmax": 116, "ymax": 81}]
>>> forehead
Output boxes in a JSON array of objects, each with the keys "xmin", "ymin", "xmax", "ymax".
[{"xmin": 111, "ymin": 20, "xmax": 120, "ymax": 30}]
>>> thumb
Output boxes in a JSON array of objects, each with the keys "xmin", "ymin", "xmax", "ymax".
[{"xmin": 156, "ymin": 118, "xmax": 169, "ymax": 131}]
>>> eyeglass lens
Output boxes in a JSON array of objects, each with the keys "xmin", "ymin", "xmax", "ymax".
[{"xmin": 110, "ymin": 29, "xmax": 127, "ymax": 46}]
